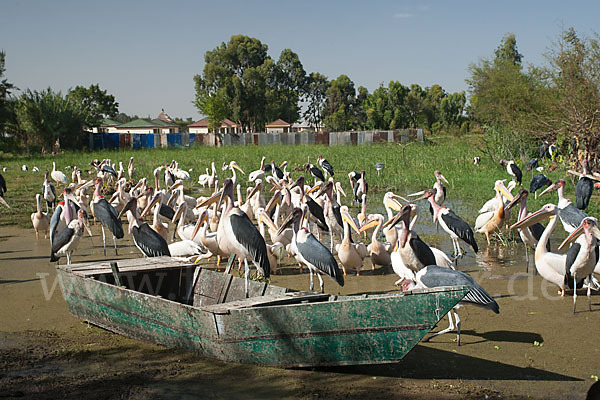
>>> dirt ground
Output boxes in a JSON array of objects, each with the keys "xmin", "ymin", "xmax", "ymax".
[{"xmin": 1, "ymin": 224, "xmax": 599, "ymax": 400}]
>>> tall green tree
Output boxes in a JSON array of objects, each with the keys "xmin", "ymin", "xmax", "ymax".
[
  {"xmin": 303, "ymin": 72, "xmax": 329, "ymax": 130},
  {"xmin": 323, "ymin": 74, "xmax": 357, "ymax": 131},
  {"xmin": 67, "ymin": 84, "xmax": 118, "ymax": 128},
  {"xmin": 12, "ymin": 88, "xmax": 86, "ymax": 153},
  {"xmin": 266, "ymin": 49, "xmax": 306, "ymax": 124},
  {"xmin": 193, "ymin": 35, "xmax": 270, "ymax": 132},
  {"xmin": 0, "ymin": 51, "xmax": 16, "ymax": 134}
]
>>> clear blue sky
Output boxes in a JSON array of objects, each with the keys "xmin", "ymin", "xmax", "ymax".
[{"xmin": 1, "ymin": 0, "xmax": 598, "ymax": 120}]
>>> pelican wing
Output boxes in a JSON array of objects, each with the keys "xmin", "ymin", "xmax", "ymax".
[{"xmin": 230, "ymin": 213, "xmax": 270, "ymax": 278}]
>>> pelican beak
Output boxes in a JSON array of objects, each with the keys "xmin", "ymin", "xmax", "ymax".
[
  {"xmin": 259, "ymin": 211, "xmax": 279, "ymax": 232},
  {"xmin": 246, "ymin": 182, "xmax": 261, "ymax": 201},
  {"xmin": 538, "ymin": 182, "xmax": 558, "ymax": 198},
  {"xmin": 382, "ymin": 212, "xmax": 403, "ymax": 230},
  {"xmin": 510, "ymin": 206, "xmax": 554, "ymax": 230},
  {"xmin": 359, "ymin": 217, "xmax": 379, "ymax": 234},
  {"xmin": 505, "ymin": 190, "xmax": 524, "ymax": 211},
  {"xmin": 141, "ymin": 193, "xmax": 161, "ymax": 218},
  {"xmin": 171, "ymin": 203, "xmax": 186, "ymax": 224},
  {"xmin": 341, "ymin": 209, "xmax": 361, "ymax": 234},
  {"xmin": 167, "ymin": 180, "xmax": 183, "ymax": 193},
  {"xmin": 391, "ymin": 193, "xmax": 411, "ymax": 203},
  {"xmin": 384, "ymin": 195, "xmax": 404, "ymax": 212},
  {"xmin": 108, "ymin": 191, "xmax": 120, "ymax": 204},
  {"xmin": 336, "ymin": 184, "xmax": 346, "ymax": 197},
  {"xmin": 276, "ymin": 211, "xmax": 295, "ymax": 237},
  {"xmin": 558, "ymin": 222, "xmax": 585, "ymax": 252},
  {"xmin": 231, "ymin": 162, "xmax": 245, "ymax": 175},
  {"xmin": 264, "ymin": 191, "xmax": 282, "ymax": 213},
  {"xmin": 118, "ymin": 198, "xmax": 136, "ymax": 219},
  {"xmin": 195, "ymin": 190, "xmax": 222, "ymax": 209},
  {"xmin": 308, "ymin": 182, "xmax": 322, "ymax": 195},
  {"xmin": 191, "ymin": 210, "xmax": 208, "ymax": 240},
  {"xmin": 496, "ymin": 182, "xmax": 514, "ymax": 202}
]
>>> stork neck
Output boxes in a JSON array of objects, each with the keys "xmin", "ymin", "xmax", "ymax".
[
  {"xmin": 518, "ymin": 198, "xmax": 528, "ymax": 220},
  {"xmin": 428, "ymin": 196, "xmax": 442, "ymax": 220}
]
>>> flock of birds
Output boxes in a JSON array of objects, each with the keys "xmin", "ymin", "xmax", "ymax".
[{"xmin": 1, "ymin": 146, "xmax": 599, "ymax": 345}]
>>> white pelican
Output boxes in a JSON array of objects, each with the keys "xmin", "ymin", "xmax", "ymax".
[
  {"xmin": 51, "ymin": 162, "xmax": 68, "ymax": 186},
  {"xmin": 359, "ymin": 214, "xmax": 392, "ymax": 268},
  {"xmin": 335, "ymin": 206, "xmax": 366, "ymax": 275},
  {"xmin": 31, "ymin": 193, "xmax": 49, "ymax": 239}
]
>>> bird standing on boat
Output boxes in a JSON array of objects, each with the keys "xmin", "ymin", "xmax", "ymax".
[
  {"xmin": 402, "ymin": 265, "xmax": 499, "ymax": 346},
  {"xmin": 500, "ymin": 159, "xmax": 522, "ymax": 185},
  {"xmin": 277, "ymin": 207, "xmax": 344, "ymax": 292}
]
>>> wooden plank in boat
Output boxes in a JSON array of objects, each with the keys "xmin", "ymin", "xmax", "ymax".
[
  {"xmin": 200, "ymin": 291, "xmax": 331, "ymax": 314},
  {"xmin": 61, "ymin": 257, "xmax": 192, "ymax": 277}
]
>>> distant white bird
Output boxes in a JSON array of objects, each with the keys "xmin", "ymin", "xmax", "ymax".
[
  {"xmin": 473, "ymin": 156, "xmax": 480, "ymax": 165},
  {"xmin": 51, "ymin": 162, "xmax": 68, "ymax": 185},
  {"xmin": 32, "ymin": 166, "xmax": 40, "ymax": 172},
  {"xmin": 22, "ymin": 165, "xmax": 28, "ymax": 171}
]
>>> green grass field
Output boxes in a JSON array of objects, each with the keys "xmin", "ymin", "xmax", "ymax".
[{"xmin": 1, "ymin": 134, "xmax": 596, "ymax": 228}]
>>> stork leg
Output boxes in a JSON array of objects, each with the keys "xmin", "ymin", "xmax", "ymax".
[
  {"xmin": 525, "ymin": 245, "xmax": 529, "ymax": 273},
  {"xmin": 425, "ymin": 309, "xmax": 456, "ymax": 342},
  {"xmin": 309, "ymin": 269, "xmax": 314, "ymax": 292},
  {"xmin": 35, "ymin": 231, "xmax": 39, "ymax": 240},
  {"xmin": 317, "ymin": 273, "xmax": 324, "ymax": 293},
  {"xmin": 455, "ymin": 310, "xmax": 462, "ymax": 346},
  {"xmin": 66, "ymin": 252, "xmax": 72, "ymax": 265},
  {"xmin": 113, "ymin": 234, "xmax": 118, "ymax": 255},
  {"xmin": 588, "ymin": 275, "xmax": 592, "ymax": 311},
  {"xmin": 101, "ymin": 225, "xmax": 107, "ymax": 256},
  {"xmin": 244, "ymin": 258, "xmax": 250, "ymax": 298},
  {"xmin": 573, "ymin": 273, "xmax": 577, "ymax": 314}
]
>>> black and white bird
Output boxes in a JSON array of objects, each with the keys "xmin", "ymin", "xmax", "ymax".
[
  {"xmin": 92, "ymin": 177, "xmax": 124, "ymax": 255},
  {"xmin": 0, "ymin": 172, "xmax": 8, "ymax": 208},
  {"xmin": 500, "ymin": 159, "xmax": 522, "ymax": 185},
  {"xmin": 526, "ymin": 158, "xmax": 539, "ymax": 172},
  {"xmin": 558, "ymin": 217, "xmax": 600, "ymax": 313},
  {"xmin": 473, "ymin": 156, "xmax": 481, "ymax": 166},
  {"xmin": 317, "ymin": 155, "xmax": 334, "ymax": 178},
  {"xmin": 305, "ymin": 161, "xmax": 325, "ymax": 184},
  {"xmin": 42, "ymin": 170, "xmax": 56, "ymax": 212},
  {"xmin": 539, "ymin": 179, "xmax": 589, "ymax": 233},
  {"xmin": 401, "ymin": 265, "xmax": 499, "ymax": 346},
  {"xmin": 119, "ymin": 197, "xmax": 171, "ymax": 258},
  {"xmin": 50, "ymin": 199, "xmax": 87, "ymax": 265},
  {"xmin": 529, "ymin": 174, "xmax": 551, "ymax": 199},
  {"xmin": 419, "ymin": 188, "xmax": 478, "ymax": 258},
  {"xmin": 575, "ymin": 160, "xmax": 594, "ymax": 211},
  {"xmin": 277, "ymin": 207, "xmax": 344, "ymax": 292},
  {"xmin": 352, "ymin": 170, "xmax": 368, "ymax": 204}
]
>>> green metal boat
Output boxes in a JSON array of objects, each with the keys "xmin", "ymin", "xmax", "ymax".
[{"xmin": 57, "ymin": 257, "xmax": 469, "ymax": 367}]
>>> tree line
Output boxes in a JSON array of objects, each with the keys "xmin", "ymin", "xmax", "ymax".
[
  {"xmin": 193, "ymin": 34, "xmax": 467, "ymax": 133},
  {"xmin": 1, "ymin": 26, "xmax": 599, "ymax": 164}
]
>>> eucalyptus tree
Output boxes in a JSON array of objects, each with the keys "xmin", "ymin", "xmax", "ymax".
[{"xmin": 303, "ymin": 72, "xmax": 329, "ymax": 130}]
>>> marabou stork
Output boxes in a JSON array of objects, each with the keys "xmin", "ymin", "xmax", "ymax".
[
  {"xmin": 419, "ymin": 189, "xmax": 478, "ymax": 258},
  {"xmin": 402, "ymin": 265, "xmax": 499, "ymax": 346},
  {"xmin": 529, "ymin": 174, "xmax": 552, "ymax": 199},
  {"xmin": 119, "ymin": 197, "xmax": 171, "ymax": 257},
  {"xmin": 375, "ymin": 162, "xmax": 385, "ymax": 176},
  {"xmin": 51, "ymin": 162, "xmax": 68, "ymax": 186},
  {"xmin": 290, "ymin": 176, "xmax": 329, "ymax": 237},
  {"xmin": 0, "ymin": 172, "xmax": 8, "ymax": 208},
  {"xmin": 505, "ymin": 190, "xmax": 550, "ymax": 273},
  {"xmin": 500, "ymin": 159, "xmax": 522, "ymax": 185},
  {"xmin": 352, "ymin": 170, "xmax": 368, "ymax": 204},
  {"xmin": 140, "ymin": 192, "xmax": 170, "ymax": 242},
  {"xmin": 50, "ymin": 199, "xmax": 87, "ymax": 265},
  {"xmin": 539, "ymin": 141, "xmax": 550, "ymax": 159},
  {"xmin": 315, "ymin": 180, "xmax": 344, "ymax": 251},
  {"xmin": 317, "ymin": 155, "xmax": 334, "ymax": 178},
  {"xmin": 539, "ymin": 179, "xmax": 588, "ymax": 233},
  {"xmin": 575, "ymin": 160, "xmax": 594, "ymax": 210},
  {"xmin": 31, "ymin": 193, "xmax": 49, "ymax": 239},
  {"xmin": 127, "ymin": 157, "xmax": 136, "ymax": 181},
  {"xmin": 42, "ymin": 170, "xmax": 56, "ymax": 212},
  {"xmin": 277, "ymin": 207, "xmax": 344, "ymax": 292},
  {"xmin": 526, "ymin": 158, "xmax": 539, "ymax": 172},
  {"xmin": 270, "ymin": 160, "xmax": 284, "ymax": 181},
  {"xmin": 305, "ymin": 161, "xmax": 325, "ymax": 184},
  {"xmin": 92, "ymin": 177, "xmax": 124, "ymax": 255},
  {"xmin": 208, "ymin": 178, "xmax": 269, "ymax": 297},
  {"xmin": 335, "ymin": 206, "xmax": 366, "ymax": 275},
  {"xmin": 558, "ymin": 217, "xmax": 600, "ymax": 313}
]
